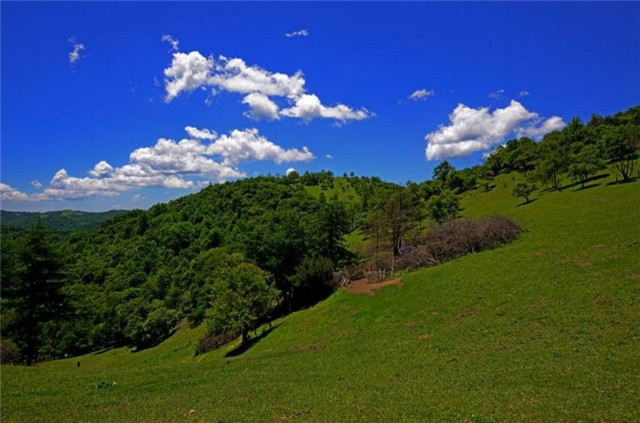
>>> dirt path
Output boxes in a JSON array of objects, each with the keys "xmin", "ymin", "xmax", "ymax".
[{"xmin": 346, "ymin": 278, "xmax": 403, "ymax": 295}]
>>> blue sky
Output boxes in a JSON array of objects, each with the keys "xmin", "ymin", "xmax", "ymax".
[{"xmin": 1, "ymin": 1, "xmax": 639, "ymax": 212}]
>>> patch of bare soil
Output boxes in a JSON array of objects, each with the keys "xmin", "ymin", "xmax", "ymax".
[
  {"xmin": 275, "ymin": 409, "xmax": 311, "ymax": 421},
  {"xmin": 346, "ymin": 277, "xmax": 403, "ymax": 295},
  {"xmin": 294, "ymin": 344, "xmax": 325, "ymax": 352}
]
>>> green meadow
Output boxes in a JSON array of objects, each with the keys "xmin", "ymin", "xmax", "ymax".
[{"xmin": 2, "ymin": 173, "xmax": 639, "ymax": 422}]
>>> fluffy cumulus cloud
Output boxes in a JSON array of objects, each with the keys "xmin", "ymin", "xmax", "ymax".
[
  {"xmin": 425, "ymin": 100, "xmax": 566, "ymax": 160},
  {"xmin": 68, "ymin": 38, "xmax": 85, "ymax": 65},
  {"xmin": 285, "ymin": 167, "xmax": 297, "ymax": 176},
  {"xmin": 408, "ymin": 89, "xmax": 434, "ymax": 101},
  {"xmin": 280, "ymin": 94, "xmax": 371, "ymax": 122},
  {"xmin": 31, "ymin": 180, "xmax": 42, "ymax": 189},
  {"xmin": 208, "ymin": 129, "xmax": 313, "ymax": 165},
  {"xmin": 4, "ymin": 127, "xmax": 314, "ymax": 202},
  {"xmin": 164, "ymin": 51, "xmax": 215, "ymax": 101},
  {"xmin": 89, "ymin": 160, "xmax": 114, "ymax": 177},
  {"xmin": 242, "ymin": 93, "xmax": 280, "ymax": 120},
  {"xmin": 162, "ymin": 47, "xmax": 371, "ymax": 122},
  {"xmin": 0, "ymin": 183, "xmax": 29, "ymax": 201}
]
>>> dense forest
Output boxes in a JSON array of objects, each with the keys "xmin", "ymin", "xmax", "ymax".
[
  {"xmin": 1, "ymin": 105, "xmax": 638, "ymax": 365},
  {"xmin": 0, "ymin": 210, "xmax": 127, "ymax": 232}
]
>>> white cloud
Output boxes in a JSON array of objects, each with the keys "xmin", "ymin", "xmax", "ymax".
[
  {"xmin": 89, "ymin": 160, "xmax": 114, "ymax": 177},
  {"xmin": 68, "ymin": 38, "xmax": 85, "ymax": 65},
  {"xmin": 325, "ymin": 154, "xmax": 333, "ymax": 159},
  {"xmin": 280, "ymin": 94, "xmax": 371, "ymax": 122},
  {"xmin": 162, "ymin": 34, "xmax": 180, "ymax": 51},
  {"xmin": 0, "ymin": 183, "xmax": 29, "ymax": 201},
  {"xmin": 31, "ymin": 180, "xmax": 42, "ymax": 189},
  {"xmin": 164, "ymin": 51, "xmax": 215, "ymax": 102},
  {"xmin": 408, "ymin": 89, "xmax": 434, "ymax": 101},
  {"xmin": 519, "ymin": 90, "xmax": 530, "ymax": 97},
  {"xmin": 425, "ymin": 100, "xmax": 565, "ymax": 160},
  {"xmin": 285, "ymin": 167, "xmax": 296, "ymax": 176},
  {"xmin": 208, "ymin": 128, "xmax": 314, "ymax": 165},
  {"xmin": 285, "ymin": 29, "xmax": 309, "ymax": 38},
  {"xmin": 242, "ymin": 93, "xmax": 280, "ymax": 121},
  {"xmin": 185, "ymin": 126, "xmax": 218, "ymax": 140},
  {"xmin": 162, "ymin": 48, "xmax": 371, "ymax": 122},
  {"xmin": 12, "ymin": 127, "xmax": 314, "ymax": 201},
  {"xmin": 132, "ymin": 194, "xmax": 145, "ymax": 202},
  {"xmin": 212, "ymin": 56, "xmax": 306, "ymax": 98},
  {"xmin": 516, "ymin": 116, "xmax": 566, "ymax": 139},
  {"xmin": 488, "ymin": 89, "xmax": 505, "ymax": 100}
]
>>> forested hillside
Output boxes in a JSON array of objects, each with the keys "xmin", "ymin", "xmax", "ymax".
[
  {"xmin": 1, "ymin": 105, "xmax": 638, "ymax": 366},
  {"xmin": 0, "ymin": 209, "xmax": 128, "ymax": 232}
]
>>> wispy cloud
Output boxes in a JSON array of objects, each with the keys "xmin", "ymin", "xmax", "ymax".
[
  {"xmin": 285, "ymin": 29, "xmax": 309, "ymax": 38},
  {"xmin": 68, "ymin": 38, "xmax": 85, "ymax": 65},
  {"xmin": 408, "ymin": 89, "xmax": 434, "ymax": 101},
  {"xmin": 488, "ymin": 89, "xmax": 505, "ymax": 100},
  {"xmin": 519, "ymin": 90, "xmax": 530, "ymax": 97},
  {"xmin": 162, "ymin": 34, "xmax": 180, "ymax": 51}
]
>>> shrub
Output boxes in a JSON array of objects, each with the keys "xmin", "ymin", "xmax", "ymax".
[
  {"xmin": 396, "ymin": 216, "xmax": 522, "ymax": 270},
  {"xmin": 1, "ymin": 338, "xmax": 20, "ymax": 365}
]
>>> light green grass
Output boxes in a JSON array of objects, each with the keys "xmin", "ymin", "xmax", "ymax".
[
  {"xmin": 2, "ymin": 175, "xmax": 639, "ymax": 422},
  {"xmin": 304, "ymin": 177, "xmax": 361, "ymax": 205}
]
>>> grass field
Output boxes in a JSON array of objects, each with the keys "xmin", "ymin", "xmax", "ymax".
[
  {"xmin": 2, "ymin": 173, "xmax": 639, "ymax": 422},
  {"xmin": 304, "ymin": 177, "xmax": 361, "ymax": 205}
]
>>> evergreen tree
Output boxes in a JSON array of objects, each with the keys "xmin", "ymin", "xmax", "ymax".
[{"xmin": 4, "ymin": 220, "xmax": 66, "ymax": 365}]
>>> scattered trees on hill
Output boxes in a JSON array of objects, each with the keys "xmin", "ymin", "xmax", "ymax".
[{"xmin": 512, "ymin": 182, "xmax": 536, "ymax": 204}]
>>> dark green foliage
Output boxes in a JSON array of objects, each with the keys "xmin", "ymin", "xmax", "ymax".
[
  {"xmin": 206, "ymin": 263, "xmax": 279, "ymax": 344},
  {"xmin": 2, "ymin": 220, "xmax": 66, "ymax": 365},
  {"xmin": 426, "ymin": 190, "xmax": 460, "ymax": 222},
  {"xmin": 290, "ymin": 256, "xmax": 335, "ymax": 308},
  {"xmin": 0, "ymin": 209, "xmax": 127, "ymax": 232}
]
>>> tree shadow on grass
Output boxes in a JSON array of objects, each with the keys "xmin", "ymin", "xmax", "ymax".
[
  {"xmin": 225, "ymin": 325, "xmax": 279, "ymax": 358},
  {"xmin": 607, "ymin": 177, "xmax": 637, "ymax": 186},
  {"xmin": 516, "ymin": 198, "xmax": 539, "ymax": 207},
  {"xmin": 572, "ymin": 183, "xmax": 601, "ymax": 192}
]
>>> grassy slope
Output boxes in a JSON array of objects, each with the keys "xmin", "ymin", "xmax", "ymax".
[
  {"xmin": 2, "ymin": 174, "xmax": 639, "ymax": 422},
  {"xmin": 303, "ymin": 177, "xmax": 362, "ymax": 205}
]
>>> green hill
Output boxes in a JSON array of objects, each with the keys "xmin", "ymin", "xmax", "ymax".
[
  {"xmin": 2, "ymin": 173, "xmax": 638, "ymax": 422},
  {"xmin": 0, "ymin": 209, "xmax": 128, "ymax": 232}
]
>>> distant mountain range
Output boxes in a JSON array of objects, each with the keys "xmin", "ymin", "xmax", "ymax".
[{"xmin": 0, "ymin": 209, "xmax": 129, "ymax": 232}]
